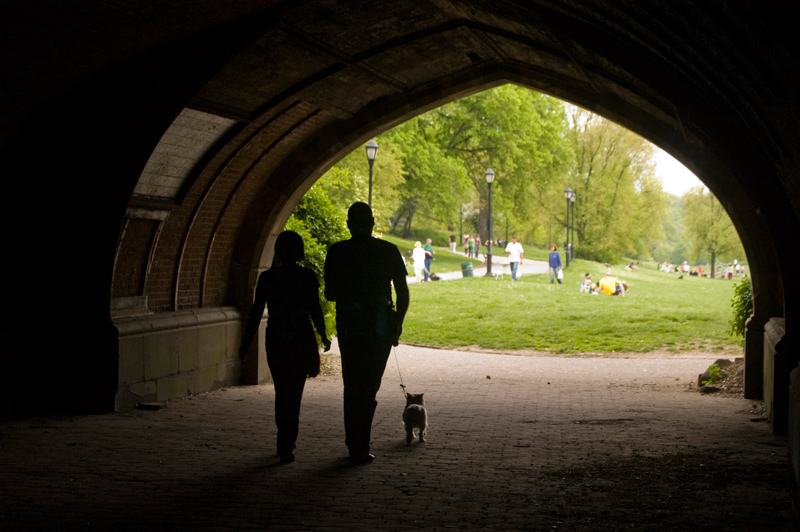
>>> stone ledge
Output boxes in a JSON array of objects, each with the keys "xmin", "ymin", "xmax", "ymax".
[{"xmin": 115, "ymin": 306, "xmax": 244, "ymax": 336}]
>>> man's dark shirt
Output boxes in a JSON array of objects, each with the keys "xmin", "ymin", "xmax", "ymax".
[{"xmin": 324, "ymin": 236, "xmax": 406, "ymax": 310}]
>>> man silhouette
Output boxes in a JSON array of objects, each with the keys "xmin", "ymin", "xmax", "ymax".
[{"xmin": 325, "ymin": 202, "xmax": 410, "ymax": 464}]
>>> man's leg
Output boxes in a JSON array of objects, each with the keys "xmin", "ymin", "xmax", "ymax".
[
  {"xmin": 550, "ymin": 267, "xmax": 555, "ymax": 284},
  {"xmin": 339, "ymin": 334, "xmax": 392, "ymax": 460},
  {"xmin": 424, "ymin": 258, "xmax": 431, "ymax": 281},
  {"xmin": 511, "ymin": 261, "xmax": 518, "ymax": 280}
]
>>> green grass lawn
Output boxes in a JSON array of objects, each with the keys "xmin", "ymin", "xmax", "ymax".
[{"xmin": 400, "ymin": 255, "xmax": 744, "ymax": 354}]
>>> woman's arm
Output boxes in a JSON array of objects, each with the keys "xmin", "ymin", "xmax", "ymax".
[{"xmin": 238, "ymin": 274, "xmax": 268, "ymax": 361}]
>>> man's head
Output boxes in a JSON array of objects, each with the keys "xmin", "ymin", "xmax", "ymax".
[
  {"xmin": 511, "ymin": 236, "xmax": 517, "ymax": 243},
  {"xmin": 426, "ymin": 238, "xmax": 432, "ymax": 245},
  {"xmin": 347, "ymin": 202, "xmax": 374, "ymax": 237}
]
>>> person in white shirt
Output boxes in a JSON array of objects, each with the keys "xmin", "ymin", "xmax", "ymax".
[
  {"xmin": 411, "ymin": 241, "xmax": 427, "ymax": 283},
  {"xmin": 504, "ymin": 236, "xmax": 524, "ymax": 281}
]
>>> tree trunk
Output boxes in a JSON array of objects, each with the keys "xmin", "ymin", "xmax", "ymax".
[
  {"xmin": 402, "ymin": 205, "xmax": 417, "ymax": 238},
  {"xmin": 710, "ymin": 250, "xmax": 716, "ymax": 279},
  {"xmin": 389, "ymin": 210, "xmax": 403, "ymax": 235}
]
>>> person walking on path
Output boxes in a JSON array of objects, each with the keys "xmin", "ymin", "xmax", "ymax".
[
  {"xmin": 548, "ymin": 244, "xmax": 563, "ymax": 285},
  {"xmin": 423, "ymin": 238, "xmax": 434, "ymax": 282},
  {"xmin": 505, "ymin": 236, "xmax": 524, "ymax": 281},
  {"xmin": 411, "ymin": 241, "xmax": 426, "ymax": 283},
  {"xmin": 474, "ymin": 234, "xmax": 481, "ymax": 260},
  {"xmin": 449, "ymin": 232, "xmax": 457, "ymax": 253},
  {"xmin": 324, "ymin": 202, "xmax": 410, "ymax": 464},
  {"xmin": 463, "ymin": 232, "xmax": 470, "ymax": 255},
  {"xmin": 238, "ymin": 230, "xmax": 331, "ymax": 464}
]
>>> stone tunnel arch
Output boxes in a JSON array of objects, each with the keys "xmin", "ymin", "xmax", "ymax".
[{"xmin": 1, "ymin": 4, "xmax": 797, "ymax": 493}]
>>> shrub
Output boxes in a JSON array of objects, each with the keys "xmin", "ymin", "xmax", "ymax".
[
  {"xmin": 701, "ymin": 363, "xmax": 721, "ymax": 385},
  {"xmin": 728, "ymin": 275, "xmax": 753, "ymax": 339}
]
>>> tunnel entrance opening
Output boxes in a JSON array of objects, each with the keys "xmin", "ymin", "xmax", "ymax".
[{"xmin": 275, "ymin": 87, "xmax": 747, "ymax": 366}]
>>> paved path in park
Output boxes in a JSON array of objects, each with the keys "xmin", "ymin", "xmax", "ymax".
[
  {"xmin": 408, "ymin": 254, "xmax": 550, "ymax": 283},
  {"xmin": 1, "ymin": 345, "xmax": 797, "ymax": 530}
]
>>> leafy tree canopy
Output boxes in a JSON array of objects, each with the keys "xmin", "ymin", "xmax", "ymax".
[
  {"xmin": 682, "ymin": 186, "xmax": 745, "ymax": 276},
  {"xmin": 294, "ymin": 85, "xmax": 743, "ymax": 270}
]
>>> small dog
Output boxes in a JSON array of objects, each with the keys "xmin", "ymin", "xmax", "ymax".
[{"xmin": 402, "ymin": 393, "xmax": 428, "ymax": 444}]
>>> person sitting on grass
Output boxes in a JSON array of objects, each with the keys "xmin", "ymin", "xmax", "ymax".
[
  {"xmin": 580, "ymin": 273, "xmax": 598, "ymax": 294},
  {"xmin": 598, "ymin": 271, "xmax": 627, "ymax": 296}
]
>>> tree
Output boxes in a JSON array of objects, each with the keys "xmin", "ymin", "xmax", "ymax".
[
  {"xmin": 430, "ymin": 85, "xmax": 573, "ymax": 241},
  {"xmin": 313, "ymin": 144, "xmax": 404, "ymax": 232},
  {"xmin": 682, "ymin": 186, "xmax": 744, "ymax": 277},
  {"xmin": 650, "ymin": 194, "xmax": 690, "ymax": 264},
  {"xmin": 364, "ymin": 84, "xmax": 572, "ymax": 239},
  {"xmin": 380, "ymin": 123, "xmax": 470, "ymax": 237},
  {"xmin": 557, "ymin": 108, "xmax": 666, "ymax": 263}
]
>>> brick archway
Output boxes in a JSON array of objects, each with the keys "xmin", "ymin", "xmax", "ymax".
[{"xmin": 1, "ymin": 3, "xmax": 797, "ymax": 485}]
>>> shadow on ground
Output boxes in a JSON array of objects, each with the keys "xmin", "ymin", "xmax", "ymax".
[{"xmin": 1, "ymin": 346, "xmax": 796, "ymax": 531}]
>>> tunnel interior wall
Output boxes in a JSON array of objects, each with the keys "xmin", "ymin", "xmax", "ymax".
[{"xmin": 114, "ymin": 308, "xmax": 247, "ymax": 409}]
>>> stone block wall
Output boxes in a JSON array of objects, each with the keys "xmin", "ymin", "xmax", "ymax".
[
  {"xmin": 764, "ymin": 318, "xmax": 786, "ymax": 430},
  {"xmin": 789, "ymin": 364, "xmax": 800, "ymax": 507},
  {"xmin": 114, "ymin": 307, "xmax": 248, "ymax": 410}
]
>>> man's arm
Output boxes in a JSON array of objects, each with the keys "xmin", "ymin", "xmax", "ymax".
[
  {"xmin": 394, "ymin": 274, "xmax": 409, "ymax": 321},
  {"xmin": 323, "ymin": 246, "xmax": 338, "ymax": 302},
  {"xmin": 392, "ymin": 272, "xmax": 409, "ymax": 346}
]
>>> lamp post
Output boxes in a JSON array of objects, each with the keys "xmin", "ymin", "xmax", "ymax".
[
  {"xmin": 365, "ymin": 139, "xmax": 379, "ymax": 207},
  {"xmin": 569, "ymin": 190, "xmax": 576, "ymax": 261},
  {"xmin": 564, "ymin": 187, "xmax": 572, "ymax": 268},
  {"xmin": 484, "ymin": 168, "xmax": 495, "ymax": 276}
]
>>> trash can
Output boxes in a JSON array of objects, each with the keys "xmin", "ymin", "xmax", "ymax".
[{"xmin": 461, "ymin": 262, "xmax": 474, "ymax": 278}]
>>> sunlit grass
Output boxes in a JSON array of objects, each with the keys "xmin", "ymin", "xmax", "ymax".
[{"xmin": 401, "ymin": 256, "xmax": 741, "ymax": 354}]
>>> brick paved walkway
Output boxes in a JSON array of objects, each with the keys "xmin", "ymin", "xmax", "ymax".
[{"xmin": 1, "ymin": 346, "xmax": 797, "ymax": 531}]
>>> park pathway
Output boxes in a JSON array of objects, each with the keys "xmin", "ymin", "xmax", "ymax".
[
  {"xmin": 1, "ymin": 345, "xmax": 796, "ymax": 530},
  {"xmin": 408, "ymin": 253, "xmax": 550, "ymax": 282}
]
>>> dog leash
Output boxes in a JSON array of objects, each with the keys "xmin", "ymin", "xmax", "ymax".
[{"xmin": 392, "ymin": 345, "xmax": 407, "ymax": 396}]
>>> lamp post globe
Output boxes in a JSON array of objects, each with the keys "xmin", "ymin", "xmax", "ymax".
[
  {"xmin": 485, "ymin": 168, "xmax": 495, "ymax": 276},
  {"xmin": 366, "ymin": 139, "xmax": 379, "ymax": 206}
]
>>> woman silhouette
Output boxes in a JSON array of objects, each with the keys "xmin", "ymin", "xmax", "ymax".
[{"xmin": 238, "ymin": 230, "xmax": 331, "ymax": 463}]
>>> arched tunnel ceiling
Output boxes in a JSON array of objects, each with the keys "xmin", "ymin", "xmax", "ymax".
[{"xmin": 2, "ymin": 1, "xmax": 798, "ymax": 317}]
